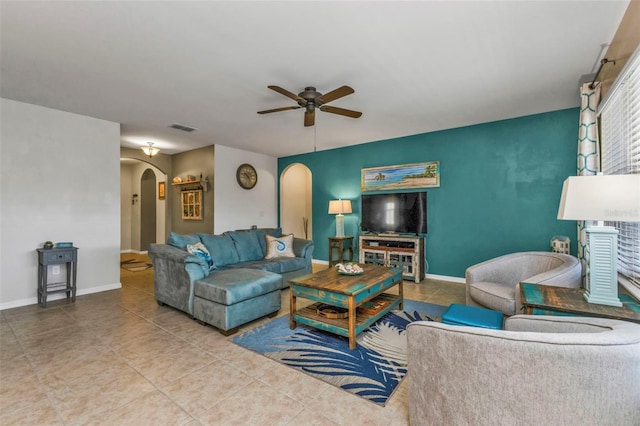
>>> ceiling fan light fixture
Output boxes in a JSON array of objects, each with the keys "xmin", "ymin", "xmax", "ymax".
[
  {"xmin": 257, "ymin": 84, "xmax": 361, "ymax": 127},
  {"xmin": 141, "ymin": 142, "xmax": 160, "ymax": 158}
]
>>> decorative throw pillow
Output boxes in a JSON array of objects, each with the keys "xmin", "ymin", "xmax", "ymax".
[
  {"xmin": 186, "ymin": 242, "xmax": 215, "ymax": 271},
  {"xmin": 265, "ymin": 234, "xmax": 295, "ymax": 259}
]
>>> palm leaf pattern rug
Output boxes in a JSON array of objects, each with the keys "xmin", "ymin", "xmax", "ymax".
[{"xmin": 233, "ymin": 299, "xmax": 447, "ymax": 406}]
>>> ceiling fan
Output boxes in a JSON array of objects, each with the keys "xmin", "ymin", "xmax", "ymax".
[{"xmin": 257, "ymin": 85, "xmax": 362, "ymax": 127}]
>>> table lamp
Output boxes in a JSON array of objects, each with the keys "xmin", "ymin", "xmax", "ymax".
[
  {"xmin": 557, "ymin": 174, "xmax": 640, "ymax": 306},
  {"xmin": 328, "ymin": 199, "xmax": 352, "ymax": 237}
]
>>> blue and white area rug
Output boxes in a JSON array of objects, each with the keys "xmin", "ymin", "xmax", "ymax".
[{"xmin": 232, "ymin": 299, "xmax": 447, "ymax": 406}]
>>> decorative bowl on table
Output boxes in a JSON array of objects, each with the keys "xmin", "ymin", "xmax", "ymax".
[{"xmin": 335, "ymin": 263, "xmax": 364, "ymax": 275}]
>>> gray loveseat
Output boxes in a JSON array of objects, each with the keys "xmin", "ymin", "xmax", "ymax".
[{"xmin": 149, "ymin": 228, "xmax": 313, "ymax": 334}]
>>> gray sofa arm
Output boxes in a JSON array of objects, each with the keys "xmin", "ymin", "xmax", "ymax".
[
  {"xmin": 505, "ymin": 314, "xmax": 628, "ymax": 334},
  {"xmin": 293, "ymin": 238, "xmax": 314, "ymax": 260},
  {"xmin": 149, "ymin": 243, "xmax": 209, "ymax": 315},
  {"xmin": 406, "ymin": 318, "xmax": 640, "ymax": 425}
]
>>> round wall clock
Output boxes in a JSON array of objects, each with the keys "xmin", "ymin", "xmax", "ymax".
[{"xmin": 236, "ymin": 163, "xmax": 258, "ymax": 189}]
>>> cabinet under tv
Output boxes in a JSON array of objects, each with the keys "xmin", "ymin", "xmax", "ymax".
[{"xmin": 359, "ymin": 234, "xmax": 425, "ymax": 283}]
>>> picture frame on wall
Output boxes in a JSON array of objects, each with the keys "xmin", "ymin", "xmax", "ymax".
[
  {"xmin": 181, "ymin": 189, "xmax": 202, "ymax": 220},
  {"xmin": 158, "ymin": 181, "xmax": 166, "ymax": 200},
  {"xmin": 361, "ymin": 161, "xmax": 440, "ymax": 191}
]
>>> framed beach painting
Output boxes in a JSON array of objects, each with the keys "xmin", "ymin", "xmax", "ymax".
[{"xmin": 361, "ymin": 161, "xmax": 440, "ymax": 191}]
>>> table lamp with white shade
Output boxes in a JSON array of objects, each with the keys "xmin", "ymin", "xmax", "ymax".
[
  {"xmin": 328, "ymin": 199, "xmax": 352, "ymax": 238},
  {"xmin": 557, "ymin": 174, "xmax": 640, "ymax": 306}
]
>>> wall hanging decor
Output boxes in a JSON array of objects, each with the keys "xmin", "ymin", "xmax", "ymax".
[
  {"xmin": 158, "ymin": 181, "xmax": 166, "ymax": 200},
  {"xmin": 361, "ymin": 161, "xmax": 440, "ymax": 191},
  {"xmin": 181, "ymin": 189, "xmax": 203, "ymax": 220}
]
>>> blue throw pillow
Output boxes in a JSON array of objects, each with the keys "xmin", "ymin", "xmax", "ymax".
[
  {"xmin": 186, "ymin": 242, "xmax": 215, "ymax": 272},
  {"xmin": 227, "ymin": 231, "xmax": 263, "ymax": 262},
  {"xmin": 197, "ymin": 233, "xmax": 240, "ymax": 267},
  {"xmin": 167, "ymin": 232, "xmax": 200, "ymax": 250}
]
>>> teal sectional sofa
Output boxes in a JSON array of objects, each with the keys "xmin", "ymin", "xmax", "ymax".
[{"xmin": 148, "ymin": 228, "xmax": 314, "ymax": 334}]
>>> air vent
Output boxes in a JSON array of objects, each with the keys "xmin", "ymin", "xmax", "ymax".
[{"xmin": 169, "ymin": 123, "xmax": 198, "ymax": 132}]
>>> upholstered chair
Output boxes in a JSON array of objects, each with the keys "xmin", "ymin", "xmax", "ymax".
[
  {"xmin": 407, "ymin": 315, "xmax": 640, "ymax": 426},
  {"xmin": 465, "ymin": 251, "xmax": 582, "ymax": 315}
]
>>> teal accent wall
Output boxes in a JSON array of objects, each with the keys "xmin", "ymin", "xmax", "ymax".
[{"xmin": 278, "ymin": 108, "xmax": 579, "ymax": 279}]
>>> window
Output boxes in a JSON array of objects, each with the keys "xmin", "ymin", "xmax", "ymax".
[{"xmin": 598, "ymin": 45, "xmax": 640, "ymax": 294}]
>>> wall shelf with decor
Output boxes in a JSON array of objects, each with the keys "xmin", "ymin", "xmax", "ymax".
[{"xmin": 172, "ymin": 177, "xmax": 209, "ymax": 192}]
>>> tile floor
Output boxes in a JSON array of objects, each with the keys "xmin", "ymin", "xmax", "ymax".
[{"xmin": 0, "ymin": 254, "xmax": 465, "ymax": 425}]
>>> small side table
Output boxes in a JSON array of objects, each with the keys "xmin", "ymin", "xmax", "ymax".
[
  {"xmin": 519, "ymin": 282, "xmax": 640, "ymax": 324},
  {"xmin": 328, "ymin": 236, "xmax": 354, "ymax": 267},
  {"xmin": 36, "ymin": 247, "xmax": 78, "ymax": 308}
]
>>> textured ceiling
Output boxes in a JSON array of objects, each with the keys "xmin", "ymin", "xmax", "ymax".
[{"xmin": 0, "ymin": 1, "xmax": 629, "ymax": 157}]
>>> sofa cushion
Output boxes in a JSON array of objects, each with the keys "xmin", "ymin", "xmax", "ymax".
[
  {"xmin": 198, "ymin": 233, "xmax": 240, "ymax": 267},
  {"xmin": 269, "ymin": 256, "xmax": 307, "ymax": 273},
  {"xmin": 265, "ymin": 234, "xmax": 295, "ymax": 259},
  {"xmin": 469, "ymin": 281, "xmax": 516, "ymax": 315},
  {"xmin": 228, "ymin": 260, "xmax": 282, "ymax": 274},
  {"xmin": 167, "ymin": 232, "xmax": 200, "ymax": 250},
  {"xmin": 227, "ymin": 231, "xmax": 263, "ymax": 262},
  {"xmin": 194, "ymin": 268, "xmax": 282, "ymax": 305}
]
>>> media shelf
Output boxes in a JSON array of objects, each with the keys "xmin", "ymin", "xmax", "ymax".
[{"xmin": 359, "ymin": 234, "xmax": 425, "ymax": 283}]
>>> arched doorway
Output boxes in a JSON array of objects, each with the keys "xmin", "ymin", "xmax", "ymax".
[
  {"xmin": 280, "ymin": 163, "xmax": 312, "ymax": 239},
  {"xmin": 140, "ymin": 168, "xmax": 157, "ymax": 251},
  {"xmin": 120, "ymin": 158, "xmax": 167, "ymax": 253}
]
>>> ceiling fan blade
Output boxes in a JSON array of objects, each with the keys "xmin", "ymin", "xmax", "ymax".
[
  {"xmin": 316, "ymin": 86, "xmax": 354, "ymax": 106},
  {"xmin": 319, "ymin": 105, "xmax": 362, "ymax": 118},
  {"xmin": 268, "ymin": 85, "xmax": 305, "ymax": 104},
  {"xmin": 257, "ymin": 106, "xmax": 302, "ymax": 114},
  {"xmin": 304, "ymin": 110, "xmax": 315, "ymax": 127}
]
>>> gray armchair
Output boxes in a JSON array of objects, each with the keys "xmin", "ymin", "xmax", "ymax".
[
  {"xmin": 407, "ymin": 315, "xmax": 640, "ymax": 426},
  {"xmin": 466, "ymin": 251, "xmax": 582, "ymax": 315}
]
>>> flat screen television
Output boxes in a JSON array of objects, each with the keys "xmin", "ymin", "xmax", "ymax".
[{"xmin": 361, "ymin": 191, "xmax": 427, "ymax": 235}]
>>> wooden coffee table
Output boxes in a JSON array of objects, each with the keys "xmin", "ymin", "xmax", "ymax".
[
  {"xmin": 289, "ymin": 264, "xmax": 403, "ymax": 349},
  {"xmin": 519, "ymin": 282, "xmax": 640, "ymax": 323}
]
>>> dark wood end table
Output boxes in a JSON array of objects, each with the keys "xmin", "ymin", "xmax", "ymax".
[
  {"xmin": 328, "ymin": 236, "xmax": 354, "ymax": 267},
  {"xmin": 519, "ymin": 282, "xmax": 640, "ymax": 324}
]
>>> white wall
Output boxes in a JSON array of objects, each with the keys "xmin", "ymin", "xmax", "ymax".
[
  {"xmin": 0, "ymin": 99, "xmax": 121, "ymax": 309},
  {"xmin": 213, "ymin": 145, "xmax": 278, "ymax": 233}
]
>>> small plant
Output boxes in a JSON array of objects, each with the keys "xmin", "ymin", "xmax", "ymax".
[{"xmin": 302, "ymin": 217, "xmax": 308, "ymax": 239}]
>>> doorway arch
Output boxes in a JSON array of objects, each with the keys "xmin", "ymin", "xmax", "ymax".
[
  {"xmin": 120, "ymin": 158, "xmax": 167, "ymax": 253},
  {"xmin": 280, "ymin": 163, "xmax": 312, "ymax": 239}
]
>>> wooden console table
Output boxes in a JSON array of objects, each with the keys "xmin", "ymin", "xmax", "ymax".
[{"xmin": 519, "ymin": 282, "xmax": 640, "ymax": 324}]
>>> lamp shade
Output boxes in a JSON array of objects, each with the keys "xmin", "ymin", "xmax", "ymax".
[
  {"xmin": 328, "ymin": 199, "xmax": 353, "ymax": 215},
  {"xmin": 557, "ymin": 175, "xmax": 640, "ymax": 222}
]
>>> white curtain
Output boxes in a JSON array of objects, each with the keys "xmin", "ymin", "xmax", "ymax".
[{"xmin": 576, "ymin": 83, "xmax": 601, "ymax": 275}]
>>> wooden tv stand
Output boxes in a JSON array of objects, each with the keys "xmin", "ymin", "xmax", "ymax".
[{"xmin": 359, "ymin": 234, "xmax": 425, "ymax": 283}]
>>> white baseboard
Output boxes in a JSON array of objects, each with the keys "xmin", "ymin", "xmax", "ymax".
[
  {"xmin": 424, "ymin": 273, "xmax": 465, "ymax": 284},
  {"xmin": 0, "ymin": 282, "xmax": 122, "ymax": 311},
  {"xmin": 120, "ymin": 249, "xmax": 148, "ymax": 254},
  {"xmin": 312, "ymin": 259, "xmax": 329, "ymax": 266}
]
